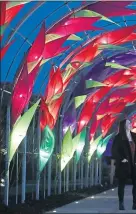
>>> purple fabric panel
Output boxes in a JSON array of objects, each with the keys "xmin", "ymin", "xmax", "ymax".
[
  {"xmin": 62, "ymin": 102, "xmax": 76, "ymax": 136},
  {"xmin": 85, "ymin": 1, "xmax": 134, "ymax": 17}
]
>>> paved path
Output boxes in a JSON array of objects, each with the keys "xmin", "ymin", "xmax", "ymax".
[{"xmin": 47, "ymin": 185, "xmax": 136, "ymax": 213}]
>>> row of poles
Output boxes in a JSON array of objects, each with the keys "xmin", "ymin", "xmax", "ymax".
[{"xmin": 3, "ymin": 105, "xmax": 103, "ymax": 206}]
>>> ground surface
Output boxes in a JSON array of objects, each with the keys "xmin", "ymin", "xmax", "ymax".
[{"xmin": 47, "ymin": 185, "xmax": 135, "ymax": 213}]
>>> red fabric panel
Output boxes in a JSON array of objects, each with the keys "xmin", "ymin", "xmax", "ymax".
[
  {"xmin": 42, "ymin": 36, "xmax": 69, "ymax": 59},
  {"xmin": 49, "ymin": 17, "xmax": 100, "ymax": 36},
  {"xmin": 77, "ymin": 97, "xmax": 96, "ymax": 133},
  {"xmin": 27, "ymin": 23, "xmax": 45, "ymax": 62},
  {"xmin": 92, "ymin": 86, "xmax": 112, "ymax": 103},
  {"xmin": 11, "ymin": 61, "xmax": 29, "ymax": 125},
  {"xmin": 25, "ymin": 60, "xmax": 41, "ymax": 105},
  {"xmin": 125, "ymin": 91, "xmax": 136, "ymax": 103},
  {"xmin": 101, "ymin": 114, "xmax": 117, "ymax": 137},
  {"xmin": 48, "ymin": 95, "xmax": 64, "ymax": 125},
  {"xmin": 45, "ymin": 67, "xmax": 63, "ymax": 102},
  {"xmin": 109, "ymin": 88, "xmax": 135, "ymax": 102},
  {"xmin": 119, "ymin": 33, "xmax": 136, "ymax": 45},
  {"xmin": 96, "ymin": 98, "xmax": 109, "ymax": 116},
  {"xmin": 109, "ymin": 101, "xmax": 126, "ymax": 114},
  {"xmin": 71, "ymin": 43, "xmax": 98, "ymax": 63},
  {"xmin": 77, "ymin": 87, "xmax": 112, "ymax": 133},
  {"xmin": 103, "ymin": 69, "xmax": 132, "ymax": 86},
  {"xmin": 89, "ymin": 115, "xmax": 101, "ymax": 140},
  {"xmin": 96, "ymin": 25, "xmax": 136, "ymax": 45},
  {"xmin": 0, "ymin": 41, "xmax": 13, "ymax": 59},
  {"xmin": 40, "ymin": 98, "xmax": 54, "ymax": 130},
  {"xmin": 0, "ymin": 2, "xmax": 6, "ymax": 26},
  {"xmin": 5, "ymin": 4, "xmax": 24, "ymax": 24}
]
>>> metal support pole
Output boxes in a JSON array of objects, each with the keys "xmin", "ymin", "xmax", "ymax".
[
  {"xmin": 43, "ymin": 166, "xmax": 46, "ymax": 199},
  {"xmin": 110, "ymin": 159, "xmax": 115, "ymax": 185},
  {"xmin": 71, "ymin": 158, "xmax": 73, "ymax": 190},
  {"xmin": 16, "ymin": 151, "xmax": 18, "ymax": 204},
  {"xmin": 21, "ymin": 106, "xmax": 28, "ymax": 203},
  {"xmin": 4, "ymin": 106, "xmax": 10, "ymax": 206},
  {"xmin": 73, "ymin": 155, "xmax": 77, "ymax": 190},
  {"xmin": 81, "ymin": 155, "xmax": 83, "ymax": 189},
  {"xmin": 36, "ymin": 111, "xmax": 41, "ymax": 200},
  {"xmin": 91, "ymin": 159, "xmax": 94, "ymax": 186},
  {"xmin": 78, "ymin": 159, "xmax": 81, "ymax": 188},
  {"xmin": 54, "ymin": 155, "xmax": 57, "ymax": 195},
  {"xmin": 66, "ymin": 163, "xmax": 69, "ymax": 192},
  {"xmin": 32, "ymin": 117, "xmax": 35, "ymax": 200},
  {"xmin": 85, "ymin": 160, "xmax": 89, "ymax": 188},
  {"xmin": 95, "ymin": 158, "xmax": 99, "ymax": 185},
  {"xmin": 64, "ymin": 168, "xmax": 66, "ymax": 192},
  {"xmin": 47, "ymin": 156, "xmax": 52, "ymax": 196},
  {"xmin": 98, "ymin": 158, "xmax": 102, "ymax": 185},
  {"xmin": 89, "ymin": 162, "xmax": 92, "ymax": 187},
  {"xmin": 21, "ymin": 136, "xmax": 27, "ymax": 203}
]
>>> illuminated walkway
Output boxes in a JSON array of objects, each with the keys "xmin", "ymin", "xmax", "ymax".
[{"xmin": 47, "ymin": 186, "xmax": 136, "ymax": 213}]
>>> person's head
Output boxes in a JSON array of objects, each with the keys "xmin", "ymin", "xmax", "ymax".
[
  {"xmin": 125, "ymin": 119, "xmax": 132, "ymax": 131},
  {"xmin": 119, "ymin": 119, "xmax": 132, "ymax": 135}
]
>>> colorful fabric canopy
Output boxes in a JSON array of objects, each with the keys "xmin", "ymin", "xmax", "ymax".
[{"xmin": 1, "ymin": 1, "xmax": 136, "ymax": 166}]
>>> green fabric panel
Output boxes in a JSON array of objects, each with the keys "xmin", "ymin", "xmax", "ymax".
[
  {"xmin": 68, "ymin": 34, "xmax": 82, "ymax": 41},
  {"xmin": 61, "ymin": 130, "xmax": 81, "ymax": 171},
  {"xmin": 61, "ymin": 128, "xmax": 73, "ymax": 171},
  {"xmin": 75, "ymin": 128, "xmax": 86, "ymax": 163},
  {"xmin": 52, "ymin": 92, "xmax": 63, "ymax": 101},
  {"xmin": 9, "ymin": 99, "xmax": 40, "ymax": 162},
  {"xmin": 96, "ymin": 133, "xmax": 113, "ymax": 158},
  {"xmin": 40, "ymin": 126, "xmax": 55, "ymax": 172},
  {"xmin": 98, "ymin": 44, "xmax": 129, "ymax": 51},
  {"xmin": 72, "ymin": 132, "xmax": 81, "ymax": 153},
  {"xmin": 80, "ymin": 62, "xmax": 92, "ymax": 69},
  {"xmin": 46, "ymin": 33, "xmax": 82, "ymax": 42},
  {"xmin": 88, "ymin": 135, "xmax": 102, "ymax": 162},
  {"xmin": 0, "ymin": 24, "xmax": 7, "ymax": 35},
  {"xmin": 6, "ymin": 2, "xmax": 26, "ymax": 9},
  {"xmin": 75, "ymin": 95, "xmax": 87, "ymax": 108},
  {"xmin": 73, "ymin": 10, "xmax": 119, "ymax": 26},
  {"xmin": 86, "ymin": 80, "xmax": 106, "ymax": 88},
  {"xmin": 106, "ymin": 62, "xmax": 130, "ymax": 70}
]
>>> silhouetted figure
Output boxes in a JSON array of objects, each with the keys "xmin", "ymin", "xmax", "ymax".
[{"xmin": 112, "ymin": 119, "xmax": 136, "ymax": 210}]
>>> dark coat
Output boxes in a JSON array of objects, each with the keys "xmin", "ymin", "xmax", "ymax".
[{"xmin": 112, "ymin": 132, "xmax": 136, "ymax": 179}]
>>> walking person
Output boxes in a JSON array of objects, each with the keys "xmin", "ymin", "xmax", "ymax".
[{"xmin": 112, "ymin": 119, "xmax": 136, "ymax": 210}]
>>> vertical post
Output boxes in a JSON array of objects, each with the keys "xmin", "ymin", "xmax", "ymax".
[
  {"xmin": 63, "ymin": 168, "xmax": 65, "ymax": 192},
  {"xmin": 21, "ymin": 106, "xmax": 28, "ymax": 203},
  {"xmin": 54, "ymin": 154, "xmax": 57, "ymax": 195},
  {"xmin": 89, "ymin": 161, "xmax": 91, "ymax": 187},
  {"xmin": 47, "ymin": 156, "xmax": 52, "ymax": 196},
  {"xmin": 43, "ymin": 166, "xmax": 46, "ymax": 199},
  {"xmin": 78, "ymin": 159, "xmax": 81, "ymax": 188},
  {"xmin": 85, "ymin": 127, "xmax": 90, "ymax": 188},
  {"xmin": 95, "ymin": 158, "xmax": 99, "ymax": 185},
  {"xmin": 66, "ymin": 163, "xmax": 69, "ymax": 192},
  {"xmin": 85, "ymin": 160, "xmax": 89, "ymax": 188},
  {"xmin": 71, "ymin": 158, "xmax": 73, "ymax": 190},
  {"xmin": 81, "ymin": 155, "xmax": 83, "ymax": 189},
  {"xmin": 98, "ymin": 158, "xmax": 102, "ymax": 185},
  {"xmin": 21, "ymin": 137, "xmax": 27, "ymax": 203},
  {"xmin": 110, "ymin": 159, "xmax": 115, "ymax": 185},
  {"xmin": 16, "ymin": 151, "xmax": 18, "ymax": 204},
  {"xmin": 91, "ymin": 159, "xmax": 94, "ymax": 186},
  {"xmin": 32, "ymin": 117, "xmax": 35, "ymax": 200},
  {"xmin": 36, "ymin": 111, "xmax": 41, "ymax": 200},
  {"xmin": 58, "ymin": 156, "xmax": 61, "ymax": 194},
  {"xmin": 73, "ymin": 155, "xmax": 77, "ymax": 190},
  {"xmin": 4, "ymin": 105, "xmax": 10, "ymax": 206}
]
